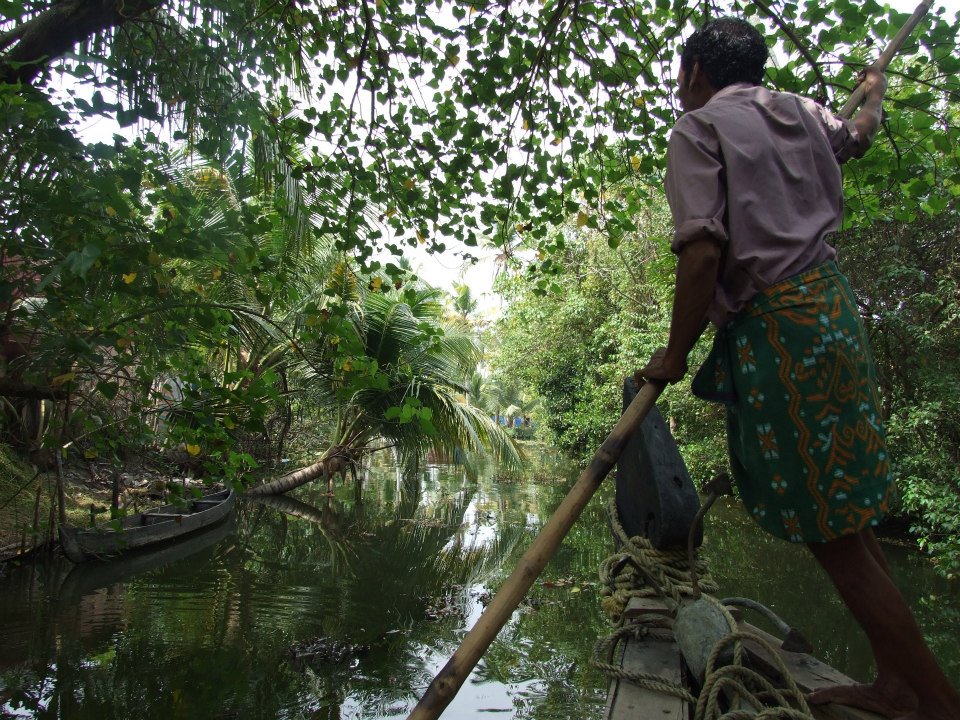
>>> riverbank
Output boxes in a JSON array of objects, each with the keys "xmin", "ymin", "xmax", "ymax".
[{"xmin": 0, "ymin": 445, "xmax": 939, "ymax": 566}]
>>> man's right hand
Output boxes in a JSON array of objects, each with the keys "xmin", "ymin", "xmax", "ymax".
[{"xmin": 637, "ymin": 347, "xmax": 688, "ymax": 385}]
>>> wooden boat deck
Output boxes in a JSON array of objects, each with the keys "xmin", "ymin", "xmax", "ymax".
[{"xmin": 605, "ymin": 597, "xmax": 885, "ymax": 720}]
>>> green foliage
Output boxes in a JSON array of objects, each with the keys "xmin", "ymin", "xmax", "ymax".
[
  {"xmin": 291, "ymin": 282, "xmax": 522, "ymax": 473},
  {"xmin": 3, "ymin": 0, "xmax": 959, "ymax": 275},
  {"xmin": 0, "ymin": 441, "xmax": 38, "ymax": 541},
  {"xmin": 489, "ymin": 197, "xmax": 726, "ymax": 480},
  {"xmin": 837, "ymin": 208, "xmax": 960, "ymax": 575},
  {"xmin": 1, "ymin": 0, "xmax": 959, "ymax": 561}
]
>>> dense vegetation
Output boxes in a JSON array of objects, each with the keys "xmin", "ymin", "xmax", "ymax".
[{"xmin": 1, "ymin": 0, "xmax": 959, "ymax": 573}]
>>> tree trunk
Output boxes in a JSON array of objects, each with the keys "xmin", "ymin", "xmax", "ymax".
[{"xmin": 246, "ymin": 455, "xmax": 349, "ymax": 497}]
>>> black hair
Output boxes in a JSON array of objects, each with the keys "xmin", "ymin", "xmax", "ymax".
[{"xmin": 680, "ymin": 17, "xmax": 768, "ymax": 89}]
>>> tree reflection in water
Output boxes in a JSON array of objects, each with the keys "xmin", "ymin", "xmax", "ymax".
[
  {"xmin": 0, "ymin": 448, "xmax": 613, "ymax": 719},
  {"xmin": 3, "ymin": 451, "xmax": 956, "ymax": 719}
]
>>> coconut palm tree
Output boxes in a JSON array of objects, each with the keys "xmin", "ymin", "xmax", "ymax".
[{"xmin": 248, "ymin": 282, "xmax": 522, "ymax": 495}]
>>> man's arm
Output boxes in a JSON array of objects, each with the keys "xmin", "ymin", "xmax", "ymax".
[
  {"xmin": 639, "ymin": 236, "xmax": 722, "ymax": 383},
  {"xmin": 848, "ymin": 67, "xmax": 888, "ymax": 159}
]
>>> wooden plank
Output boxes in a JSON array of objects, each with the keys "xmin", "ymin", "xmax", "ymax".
[
  {"xmin": 738, "ymin": 621, "xmax": 884, "ymax": 720},
  {"xmin": 623, "ymin": 595, "xmax": 673, "ymax": 619},
  {"xmin": 606, "ymin": 607, "xmax": 883, "ymax": 720},
  {"xmin": 606, "ymin": 630, "xmax": 689, "ymax": 720}
]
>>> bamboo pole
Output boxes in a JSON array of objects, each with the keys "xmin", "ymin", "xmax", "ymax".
[
  {"xmin": 838, "ymin": 0, "xmax": 933, "ymax": 119},
  {"xmin": 407, "ymin": 379, "xmax": 665, "ymax": 720}
]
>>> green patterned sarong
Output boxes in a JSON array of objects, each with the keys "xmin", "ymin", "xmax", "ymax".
[{"xmin": 692, "ymin": 261, "xmax": 895, "ymax": 543}]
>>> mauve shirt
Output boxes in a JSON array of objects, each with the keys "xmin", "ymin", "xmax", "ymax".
[{"xmin": 664, "ymin": 82, "xmax": 861, "ymax": 325}]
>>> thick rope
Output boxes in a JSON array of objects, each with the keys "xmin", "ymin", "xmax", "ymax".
[
  {"xmin": 591, "ymin": 624, "xmax": 698, "ymax": 703},
  {"xmin": 600, "ymin": 498, "xmax": 719, "ymax": 620},
  {"xmin": 593, "ymin": 499, "xmax": 816, "ymax": 720}
]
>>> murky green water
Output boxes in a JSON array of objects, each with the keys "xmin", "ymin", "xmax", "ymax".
[{"xmin": 1, "ymin": 447, "xmax": 958, "ymax": 719}]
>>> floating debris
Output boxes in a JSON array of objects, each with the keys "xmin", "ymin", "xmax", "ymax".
[{"xmin": 285, "ymin": 637, "xmax": 370, "ymax": 667}]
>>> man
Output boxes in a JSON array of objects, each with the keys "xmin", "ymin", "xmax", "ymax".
[{"xmin": 639, "ymin": 17, "xmax": 960, "ymax": 720}]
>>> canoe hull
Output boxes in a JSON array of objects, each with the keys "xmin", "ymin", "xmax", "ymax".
[{"xmin": 60, "ymin": 488, "xmax": 235, "ymax": 563}]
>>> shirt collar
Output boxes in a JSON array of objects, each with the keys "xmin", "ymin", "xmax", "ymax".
[{"xmin": 706, "ymin": 82, "xmax": 758, "ymax": 106}]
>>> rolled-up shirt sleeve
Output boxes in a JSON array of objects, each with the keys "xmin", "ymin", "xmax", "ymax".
[{"xmin": 665, "ymin": 117, "xmax": 729, "ymax": 255}]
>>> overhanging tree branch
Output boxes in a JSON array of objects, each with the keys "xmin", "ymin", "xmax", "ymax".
[
  {"xmin": 751, "ymin": 0, "xmax": 830, "ymax": 103},
  {"xmin": 0, "ymin": 0, "xmax": 163, "ymax": 85}
]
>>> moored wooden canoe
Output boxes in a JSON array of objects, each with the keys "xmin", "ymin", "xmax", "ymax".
[{"xmin": 60, "ymin": 488, "xmax": 235, "ymax": 563}]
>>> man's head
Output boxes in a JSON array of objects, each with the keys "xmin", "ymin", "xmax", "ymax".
[{"xmin": 677, "ymin": 17, "xmax": 768, "ymax": 111}]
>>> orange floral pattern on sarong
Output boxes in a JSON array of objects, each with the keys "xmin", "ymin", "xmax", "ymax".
[{"xmin": 692, "ymin": 262, "xmax": 895, "ymax": 543}]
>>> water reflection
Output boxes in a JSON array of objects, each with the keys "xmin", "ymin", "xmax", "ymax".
[
  {"xmin": 1, "ymin": 451, "xmax": 957, "ymax": 719},
  {"xmin": 0, "ymin": 450, "xmax": 611, "ymax": 719}
]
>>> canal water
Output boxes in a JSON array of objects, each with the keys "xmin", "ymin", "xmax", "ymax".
[{"xmin": 1, "ymin": 446, "xmax": 958, "ymax": 719}]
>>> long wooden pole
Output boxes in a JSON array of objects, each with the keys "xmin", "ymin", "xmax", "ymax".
[
  {"xmin": 407, "ymin": 379, "xmax": 665, "ymax": 720},
  {"xmin": 838, "ymin": 0, "xmax": 933, "ymax": 118},
  {"xmin": 408, "ymin": 3, "xmax": 934, "ymax": 718}
]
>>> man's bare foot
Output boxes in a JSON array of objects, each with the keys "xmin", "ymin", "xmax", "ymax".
[{"xmin": 807, "ymin": 682, "xmax": 918, "ymax": 718}]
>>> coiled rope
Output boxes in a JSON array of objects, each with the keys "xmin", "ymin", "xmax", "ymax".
[{"xmin": 592, "ymin": 498, "xmax": 816, "ymax": 720}]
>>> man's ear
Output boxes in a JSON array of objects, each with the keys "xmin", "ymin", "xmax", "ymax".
[{"xmin": 687, "ymin": 60, "xmax": 703, "ymax": 91}]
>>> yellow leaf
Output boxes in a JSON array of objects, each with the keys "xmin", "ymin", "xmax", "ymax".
[
  {"xmin": 212, "ymin": 267, "xmax": 222, "ymax": 280},
  {"xmin": 630, "ymin": 155, "xmax": 641, "ymax": 172},
  {"xmin": 224, "ymin": 417, "xmax": 235, "ymax": 429},
  {"xmin": 633, "ymin": 96, "xmax": 645, "ymax": 107},
  {"xmin": 570, "ymin": 586, "xmax": 582, "ymax": 593},
  {"xmin": 404, "ymin": 178, "xmax": 415, "ymax": 190},
  {"xmin": 515, "ymin": 222, "xmax": 525, "ymax": 233},
  {"xmin": 386, "ymin": 206, "xmax": 397, "ymax": 218},
  {"xmin": 122, "ymin": 272, "xmax": 137, "ymax": 284},
  {"xmin": 522, "ymin": 118, "xmax": 529, "ymax": 131},
  {"xmin": 551, "ymin": 136, "xmax": 562, "ymax": 146},
  {"xmin": 330, "ymin": 335, "xmax": 340, "ymax": 346},
  {"xmin": 417, "ymin": 231, "xmax": 426, "ymax": 244},
  {"xmin": 105, "ymin": 206, "xmax": 117, "ymax": 218},
  {"xmin": 537, "ymin": 250, "xmax": 546, "ymax": 261},
  {"xmin": 51, "ymin": 372, "xmax": 75, "ymax": 386},
  {"xmin": 447, "ymin": 53, "xmax": 460, "ymax": 66},
  {"xmin": 186, "ymin": 444, "xmax": 201, "ymax": 456},
  {"xmin": 576, "ymin": 212, "xmax": 589, "ymax": 227},
  {"xmin": 371, "ymin": 276, "xmax": 383, "ymax": 290},
  {"xmin": 342, "ymin": 359, "xmax": 353, "ymax": 371},
  {"xmin": 84, "ymin": 449, "xmax": 98, "ymax": 459}
]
